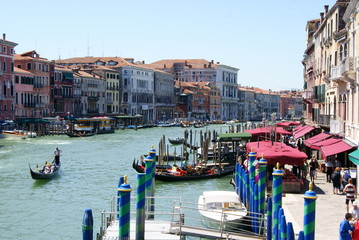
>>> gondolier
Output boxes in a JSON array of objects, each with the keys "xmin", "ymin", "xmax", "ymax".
[{"xmin": 54, "ymin": 147, "xmax": 62, "ymax": 166}]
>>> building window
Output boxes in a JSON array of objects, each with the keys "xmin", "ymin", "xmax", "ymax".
[
  {"xmin": 3, "ymin": 47, "xmax": 6, "ymax": 54},
  {"xmin": 27, "ymin": 63, "xmax": 31, "ymax": 70}
]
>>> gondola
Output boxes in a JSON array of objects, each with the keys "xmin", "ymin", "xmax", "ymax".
[
  {"xmin": 132, "ymin": 160, "xmax": 235, "ymax": 182},
  {"xmin": 168, "ymin": 138, "xmax": 185, "ymax": 145},
  {"xmin": 66, "ymin": 132, "xmax": 96, "ymax": 137},
  {"xmin": 29, "ymin": 162, "xmax": 60, "ymax": 180}
]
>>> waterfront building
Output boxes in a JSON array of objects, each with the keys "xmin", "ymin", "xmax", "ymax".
[
  {"xmin": 237, "ymin": 86, "xmax": 280, "ymax": 122},
  {"xmin": 174, "ymin": 81, "xmax": 211, "ymax": 121},
  {"xmin": 56, "ymin": 57, "xmax": 155, "ymax": 123},
  {"xmin": 0, "ymin": 34, "xmax": 17, "ymax": 120},
  {"xmin": 72, "ymin": 69, "xmax": 105, "ymax": 116},
  {"xmin": 150, "ymin": 59, "xmax": 239, "ymax": 121},
  {"xmin": 342, "ymin": 0, "xmax": 359, "ymax": 144},
  {"xmin": 14, "ymin": 50, "xmax": 53, "ymax": 118},
  {"xmin": 14, "ymin": 67, "xmax": 35, "ymax": 119},
  {"xmin": 153, "ymin": 69, "xmax": 175, "ymax": 122},
  {"xmin": 277, "ymin": 90, "xmax": 303, "ymax": 120},
  {"xmin": 53, "ymin": 66, "xmax": 74, "ymax": 117}
]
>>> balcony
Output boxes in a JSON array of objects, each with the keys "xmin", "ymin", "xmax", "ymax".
[
  {"xmin": 302, "ymin": 90, "xmax": 313, "ymax": 99},
  {"xmin": 318, "ymin": 114, "xmax": 331, "ymax": 127},
  {"xmin": 341, "ymin": 57, "xmax": 355, "ymax": 81},
  {"xmin": 35, "ymin": 104, "xmax": 44, "ymax": 108},
  {"xmin": 106, "ymin": 99, "xmax": 113, "ymax": 104},
  {"xmin": 88, "ymin": 96, "xmax": 99, "ymax": 101},
  {"xmin": 34, "ymin": 84, "xmax": 44, "ymax": 88}
]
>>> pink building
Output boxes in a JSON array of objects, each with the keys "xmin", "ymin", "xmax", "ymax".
[
  {"xmin": 14, "ymin": 51, "xmax": 53, "ymax": 118},
  {"xmin": 14, "ymin": 67, "xmax": 35, "ymax": 118},
  {"xmin": 0, "ymin": 34, "xmax": 18, "ymax": 120}
]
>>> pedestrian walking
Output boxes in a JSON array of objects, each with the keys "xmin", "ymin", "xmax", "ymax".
[
  {"xmin": 325, "ymin": 159, "xmax": 334, "ymax": 183},
  {"xmin": 332, "ymin": 167, "xmax": 342, "ymax": 195},
  {"xmin": 344, "ymin": 178, "xmax": 357, "ymax": 213},
  {"xmin": 309, "ymin": 156, "xmax": 317, "ymax": 183}
]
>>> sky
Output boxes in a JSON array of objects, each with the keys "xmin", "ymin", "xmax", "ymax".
[{"xmin": 2, "ymin": 0, "xmax": 337, "ymax": 91}]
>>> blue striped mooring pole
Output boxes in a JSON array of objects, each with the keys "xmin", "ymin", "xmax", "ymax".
[{"xmin": 82, "ymin": 208, "xmax": 93, "ymax": 240}]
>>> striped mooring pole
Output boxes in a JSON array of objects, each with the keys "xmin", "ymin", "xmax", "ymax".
[
  {"xmin": 82, "ymin": 208, "xmax": 93, "ymax": 240},
  {"xmin": 136, "ymin": 173, "xmax": 146, "ymax": 240},
  {"xmin": 117, "ymin": 177, "xmax": 125, "ymax": 219},
  {"xmin": 303, "ymin": 182, "xmax": 318, "ymax": 240},
  {"xmin": 287, "ymin": 222, "xmax": 294, "ymax": 240},
  {"xmin": 266, "ymin": 197, "xmax": 272, "ymax": 240},
  {"xmin": 119, "ymin": 175, "xmax": 132, "ymax": 240},
  {"xmin": 280, "ymin": 215, "xmax": 287, "ymax": 240},
  {"xmin": 248, "ymin": 150, "xmax": 257, "ymax": 182},
  {"xmin": 258, "ymin": 155, "xmax": 267, "ymax": 216},
  {"xmin": 272, "ymin": 162, "xmax": 283, "ymax": 240},
  {"xmin": 298, "ymin": 231, "xmax": 304, "ymax": 240},
  {"xmin": 145, "ymin": 156, "xmax": 154, "ymax": 220}
]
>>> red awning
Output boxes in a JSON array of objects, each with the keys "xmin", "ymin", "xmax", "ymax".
[
  {"xmin": 276, "ymin": 121, "xmax": 301, "ymax": 127},
  {"xmin": 320, "ymin": 141, "xmax": 353, "ymax": 159},
  {"xmin": 293, "ymin": 126, "xmax": 315, "ymax": 140},
  {"xmin": 246, "ymin": 141, "xmax": 308, "ymax": 166},
  {"xmin": 293, "ymin": 125, "xmax": 306, "ymax": 134},
  {"xmin": 310, "ymin": 138, "xmax": 342, "ymax": 150},
  {"xmin": 246, "ymin": 127, "xmax": 292, "ymax": 141},
  {"xmin": 304, "ymin": 133, "xmax": 332, "ymax": 148}
]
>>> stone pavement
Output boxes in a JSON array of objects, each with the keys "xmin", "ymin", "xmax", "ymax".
[{"xmin": 282, "ymin": 170, "xmax": 349, "ymax": 239}]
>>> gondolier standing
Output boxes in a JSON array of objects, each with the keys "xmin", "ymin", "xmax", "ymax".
[{"xmin": 54, "ymin": 147, "xmax": 62, "ymax": 166}]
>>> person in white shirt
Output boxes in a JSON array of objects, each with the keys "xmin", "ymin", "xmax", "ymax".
[{"xmin": 350, "ymin": 201, "xmax": 359, "ymax": 220}]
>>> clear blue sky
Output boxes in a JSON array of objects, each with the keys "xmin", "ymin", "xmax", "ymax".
[{"xmin": 2, "ymin": 0, "xmax": 336, "ymax": 90}]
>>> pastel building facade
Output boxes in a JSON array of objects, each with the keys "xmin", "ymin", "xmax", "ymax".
[
  {"xmin": 14, "ymin": 51, "xmax": 53, "ymax": 118},
  {"xmin": 0, "ymin": 34, "xmax": 17, "ymax": 120}
]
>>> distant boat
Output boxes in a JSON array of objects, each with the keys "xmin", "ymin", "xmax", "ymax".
[
  {"xmin": 168, "ymin": 138, "xmax": 185, "ymax": 145},
  {"xmin": 66, "ymin": 131, "xmax": 96, "ymax": 137},
  {"xmin": 198, "ymin": 191, "xmax": 247, "ymax": 229},
  {"xmin": 29, "ymin": 162, "xmax": 60, "ymax": 180}
]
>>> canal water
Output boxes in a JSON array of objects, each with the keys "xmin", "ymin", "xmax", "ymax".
[{"xmin": 0, "ymin": 124, "xmax": 235, "ymax": 240}]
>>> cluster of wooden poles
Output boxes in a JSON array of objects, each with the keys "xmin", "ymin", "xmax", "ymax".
[{"xmin": 233, "ymin": 151, "xmax": 318, "ymax": 240}]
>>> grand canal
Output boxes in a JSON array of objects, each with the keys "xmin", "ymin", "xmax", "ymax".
[{"xmin": 0, "ymin": 124, "xmax": 234, "ymax": 239}]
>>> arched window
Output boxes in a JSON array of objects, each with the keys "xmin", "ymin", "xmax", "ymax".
[{"xmin": 123, "ymin": 92, "xmax": 128, "ymax": 103}]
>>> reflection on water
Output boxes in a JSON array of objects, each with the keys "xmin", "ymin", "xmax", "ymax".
[{"xmin": 0, "ymin": 124, "xmax": 234, "ymax": 239}]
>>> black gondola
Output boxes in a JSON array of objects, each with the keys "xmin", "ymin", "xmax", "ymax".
[
  {"xmin": 66, "ymin": 132, "xmax": 96, "ymax": 137},
  {"xmin": 132, "ymin": 160, "xmax": 234, "ymax": 182},
  {"xmin": 29, "ymin": 163, "xmax": 60, "ymax": 180},
  {"xmin": 168, "ymin": 138, "xmax": 185, "ymax": 145}
]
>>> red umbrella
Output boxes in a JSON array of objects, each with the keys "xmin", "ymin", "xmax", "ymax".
[
  {"xmin": 246, "ymin": 141, "xmax": 307, "ymax": 166},
  {"xmin": 246, "ymin": 127, "xmax": 292, "ymax": 141}
]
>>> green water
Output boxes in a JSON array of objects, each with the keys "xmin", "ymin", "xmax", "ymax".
[{"xmin": 0, "ymin": 124, "xmax": 234, "ymax": 239}]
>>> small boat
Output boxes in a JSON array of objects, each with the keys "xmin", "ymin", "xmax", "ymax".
[
  {"xmin": 198, "ymin": 191, "xmax": 247, "ymax": 229},
  {"xmin": 193, "ymin": 122, "xmax": 206, "ymax": 128},
  {"xmin": 66, "ymin": 131, "xmax": 96, "ymax": 137},
  {"xmin": 168, "ymin": 138, "xmax": 185, "ymax": 145},
  {"xmin": 29, "ymin": 162, "xmax": 61, "ymax": 180},
  {"xmin": 0, "ymin": 130, "xmax": 28, "ymax": 139}
]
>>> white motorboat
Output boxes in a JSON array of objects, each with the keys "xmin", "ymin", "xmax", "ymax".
[
  {"xmin": 198, "ymin": 191, "xmax": 247, "ymax": 229},
  {"xmin": 0, "ymin": 130, "xmax": 28, "ymax": 139}
]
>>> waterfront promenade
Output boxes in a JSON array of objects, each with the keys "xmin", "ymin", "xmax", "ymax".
[{"xmin": 283, "ymin": 170, "xmax": 347, "ymax": 239}]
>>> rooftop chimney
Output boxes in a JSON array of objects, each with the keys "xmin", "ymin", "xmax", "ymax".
[
  {"xmin": 211, "ymin": 60, "xmax": 214, "ymax": 64},
  {"xmin": 320, "ymin": 12, "xmax": 324, "ymax": 23},
  {"xmin": 2, "ymin": 33, "xmax": 5, "ymax": 40},
  {"xmin": 324, "ymin": 5, "xmax": 329, "ymax": 15}
]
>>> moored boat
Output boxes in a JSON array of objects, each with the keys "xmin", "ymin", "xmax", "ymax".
[
  {"xmin": 29, "ymin": 162, "xmax": 60, "ymax": 180},
  {"xmin": 198, "ymin": 191, "xmax": 247, "ymax": 229},
  {"xmin": 66, "ymin": 131, "xmax": 96, "ymax": 137},
  {"xmin": 168, "ymin": 138, "xmax": 185, "ymax": 145}
]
